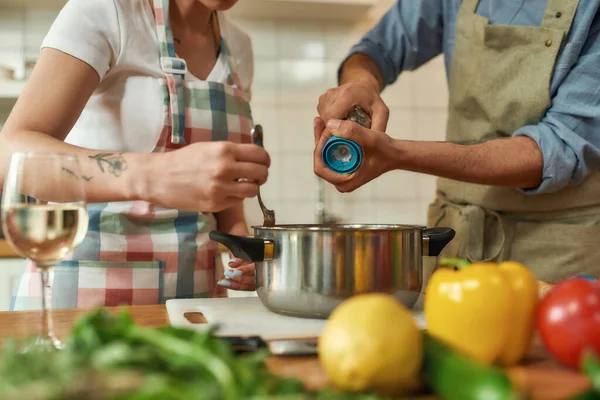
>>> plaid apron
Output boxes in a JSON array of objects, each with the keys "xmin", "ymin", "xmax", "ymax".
[{"xmin": 11, "ymin": 0, "xmax": 253, "ymax": 310}]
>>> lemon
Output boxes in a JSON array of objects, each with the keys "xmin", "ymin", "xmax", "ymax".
[{"xmin": 318, "ymin": 293, "xmax": 423, "ymax": 396}]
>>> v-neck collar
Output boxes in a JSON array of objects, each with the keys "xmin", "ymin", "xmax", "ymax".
[{"xmin": 143, "ymin": 0, "xmax": 226, "ymax": 82}]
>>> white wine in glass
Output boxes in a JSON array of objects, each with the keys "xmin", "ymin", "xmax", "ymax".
[{"xmin": 1, "ymin": 153, "xmax": 89, "ymax": 349}]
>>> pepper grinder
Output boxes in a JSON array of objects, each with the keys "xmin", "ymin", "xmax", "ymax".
[{"xmin": 321, "ymin": 106, "xmax": 372, "ymax": 174}]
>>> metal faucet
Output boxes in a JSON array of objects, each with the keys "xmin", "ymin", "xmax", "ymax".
[
  {"xmin": 315, "ymin": 106, "xmax": 370, "ymax": 224},
  {"xmin": 315, "ymin": 178, "xmax": 343, "ymax": 224}
]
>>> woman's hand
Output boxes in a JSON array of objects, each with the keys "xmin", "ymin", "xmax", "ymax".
[
  {"xmin": 141, "ymin": 141, "xmax": 271, "ymax": 213},
  {"xmin": 217, "ymin": 257, "xmax": 256, "ymax": 291},
  {"xmin": 214, "ymin": 204, "xmax": 256, "ymax": 291},
  {"xmin": 313, "ymin": 117, "xmax": 398, "ymax": 192}
]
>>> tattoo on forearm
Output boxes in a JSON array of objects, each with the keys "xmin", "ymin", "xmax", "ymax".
[
  {"xmin": 89, "ymin": 153, "xmax": 128, "ymax": 177},
  {"xmin": 62, "ymin": 167, "xmax": 93, "ymax": 181}
]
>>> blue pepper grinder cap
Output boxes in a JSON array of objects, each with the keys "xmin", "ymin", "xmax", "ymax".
[
  {"xmin": 322, "ymin": 137, "xmax": 363, "ymax": 174},
  {"xmin": 571, "ymin": 274, "xmax": 597, "ymax": 282}
]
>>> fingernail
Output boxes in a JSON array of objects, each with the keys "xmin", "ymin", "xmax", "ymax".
[
  {"xmin": 217, "ymin": 279, "xmax": 232, "ymax": 287},
  {"xmin": 228, "ymin": 258, "xmax": 238, "ymax": 265},
  {"xmin": 327, "ymin": 119, "xmax": 341, "ymax": 129},
  {"xmin": 225, "ymin": 269, "xmax": 242, "ymax": 279}
]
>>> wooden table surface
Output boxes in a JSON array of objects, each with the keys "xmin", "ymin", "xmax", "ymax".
[
  {"xmin": 0, "ymin": 239, "xmax": 18, "ymax": 258},
  {"xmin": 0, "ymin": 305, "xmax": 591, "ymax": 399}
]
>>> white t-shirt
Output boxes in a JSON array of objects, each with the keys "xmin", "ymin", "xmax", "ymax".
[{"xmin": 42, "ymin": 0, "xmax": 253, "ymax": 152}]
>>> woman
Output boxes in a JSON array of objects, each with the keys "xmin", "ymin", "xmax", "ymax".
[{"xmin": 0, "ymin": 0, "xmax": 266, "ymax": 310}]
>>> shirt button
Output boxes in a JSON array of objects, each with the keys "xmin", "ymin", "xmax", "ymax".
[
  {"xmin": 556, "ymin": 12, "xmax": 562, "ymax": 18},
  {"xmin": 545, "ymin": 39, "xmax": 553, "ymax": 47}
]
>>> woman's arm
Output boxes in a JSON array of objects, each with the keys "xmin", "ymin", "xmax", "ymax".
[
  {"xmin": 215, "ymin": 203, "xmax": 249, "ymax": 236},
  {"xmin": 0, "ymin": 48, "xmax": 148, "ymax": 202},
  {"xmin": 0, "ymin": 49, "xmax": 271, "ymax": 213}
]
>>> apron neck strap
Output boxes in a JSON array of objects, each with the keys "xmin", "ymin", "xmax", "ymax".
[
  {"xmin": 152, "ymin": 0, "xmax": 187, "ymax": 145},
  {"xmin": 151, "ymin": 0, "xmax": 246, "ymax": 144},
  {"xmin": 211, "ymin": 13, "xmax": 243, "ymax": 89},
  {"xmin": 219, "ymin": 37, "xmax": 243, "ymax": 88},
  {"xmin": 153, "ymin": 0, "xmax": 188, "ymax": 77},
  {"xmin": 541, "ymin": 0, "xmax": 581, "ymax": 32},
  {"xmin": 459, "ymin": 0, "xmax": 580, "ymax": 34},
  {"xmin": 153, "ymin": 0, "xmax": 178, "ymax": 60},
  {"xmin": 460, "ymin": 0, "xmax": 480, "ymax": 14}
]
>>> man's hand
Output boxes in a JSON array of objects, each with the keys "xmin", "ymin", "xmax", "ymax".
[
  {"xmin": 313, "ymin": 117, "xmax": 397, "ymax": 192},
  {"xmin": 317, "ymin": 79, "xmax": 390, "ymax": 132}
]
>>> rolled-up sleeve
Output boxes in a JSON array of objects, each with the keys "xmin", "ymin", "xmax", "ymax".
[
  {"xmin": 339, "ymin": 0, "xmax": 444, "ymax": 87},
  {"xmin": 514, "ymin": 20, "xmax": 600, "ymax": 194}
]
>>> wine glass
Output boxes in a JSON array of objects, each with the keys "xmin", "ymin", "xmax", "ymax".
[{"xmin": 1, "ymin": 153, "xmax": 89, "ymax": 349}]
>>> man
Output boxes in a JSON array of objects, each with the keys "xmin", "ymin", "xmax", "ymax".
[{"xmin": 313, "ymin": 0, "xmax": 600, "ymax": 282}]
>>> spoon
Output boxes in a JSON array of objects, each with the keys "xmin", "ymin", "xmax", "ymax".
[{"xmin": 250, "ymin": 124, "xmax": 276, "ymax": 227}]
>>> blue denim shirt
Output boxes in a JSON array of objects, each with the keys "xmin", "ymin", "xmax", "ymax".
[{"xmin": 346, "ymin": 0, "xmax": 600, "ymax": 194}]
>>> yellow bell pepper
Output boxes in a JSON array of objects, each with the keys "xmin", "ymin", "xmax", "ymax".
[{"xmin": 424, "ymin": 259, "xmax": 539, "ymax": 367}]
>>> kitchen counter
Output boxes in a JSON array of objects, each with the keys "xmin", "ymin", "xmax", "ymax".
[{"xmin": 0, "ymin": 305, "xmax": 591, "ymax": 399}]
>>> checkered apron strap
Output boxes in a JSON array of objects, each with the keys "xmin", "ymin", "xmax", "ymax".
[
  {"xmin": 153, "ymin": 0, "xmax": 187, "ymax": 145},
  {"xmin": 220, "ymin": 37, "xmax": 243, "ymax": 90}
]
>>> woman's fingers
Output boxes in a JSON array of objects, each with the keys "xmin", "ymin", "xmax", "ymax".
[
  {"xmin": 228, "ymin": 258, "xmax": 248, "ymax": 269},
  {"xmin": 219, "ymin": 182, "xmax": 260, "ymax": 199},
  {"xmin": 220, "ymin": 279, "xmax": 255, "ymax": 291},
  {"xmin": 217, "ymin": 262, "xmax": 256, "ymax": 291},
  {"xmin": 228, "ymin": 162, "xmax": 269, "ymax": 185},
  {"xmin": 233, "ymin": 144, "xmax": 271, "ymax": 166}
]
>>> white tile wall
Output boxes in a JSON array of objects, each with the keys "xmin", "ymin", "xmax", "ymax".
[
  {"xmin": 236, "ymin": 16, "xmax": 449, "ymax": 229},
  {"xmin": 0, "ymin": 6, "xmax": 450, "ymax": 231},
  {"xmin": 0, "ymin": 258, "xmax": 25, "ymax": 311}
]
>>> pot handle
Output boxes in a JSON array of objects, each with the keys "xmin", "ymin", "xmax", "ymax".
[
  {"xmin": 423, "ymin": 227, "xmax": 456, "ymax": 257},
  {"xmin": 209, "ymin": 231, "xmax": 273, "ymax": 262}
]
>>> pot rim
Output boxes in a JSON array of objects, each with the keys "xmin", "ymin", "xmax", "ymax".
[{"xmin": 251, "ymin": 223, "xmax": 426, "ymax": 232}]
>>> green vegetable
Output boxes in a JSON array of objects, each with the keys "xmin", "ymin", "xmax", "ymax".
[
  {"xmin": 570, "ymin": 351, "xmax": 600, "ymax": 400},
  {"xmin": 570, "ymin": 389, "xmax": 600, "ymax": 400},
  {"xmin": 0, "ymin": 308, "xmax": 389, "ymax": 400},
  {"xmin": 582, "ymin": 350, "xmax": 600, "ymax": 393},
  {"xmin": 422, "ymin": 332, "xmax": 524, "ymax": 400},
  {"xmin": 439, "ymin": 257, "xmax": 472, "ymax": 270}
]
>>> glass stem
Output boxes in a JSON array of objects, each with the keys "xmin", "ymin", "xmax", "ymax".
[{"xmin": 39, "ymin": 267, "xmax": 56, "ymax": 342}]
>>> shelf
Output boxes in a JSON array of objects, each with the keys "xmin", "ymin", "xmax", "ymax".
[
  {"xmin": 226, "ymin": 0, "xmax": 376, "ymax": 21},
  {"xmin": 0, "ymin": 0, "xmax": 66, "ymax": 8},
  {"xmin": 0, "ymin": 0, "xmax": 375, "ymax": 21},
  {"xmin": 0, "ymin": 80, "xmax": 25, "ymax": 99}
]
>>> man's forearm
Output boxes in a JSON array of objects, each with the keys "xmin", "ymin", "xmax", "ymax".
[
  {"xmin": 339, "ymin": 53, "xmax": 385, "ymax": 92},
  {"xmin": 389, "ymin": 136, "xmax": 544, "ymax": 189}
]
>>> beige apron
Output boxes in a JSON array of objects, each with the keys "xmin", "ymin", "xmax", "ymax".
[{"xmin": 427, "ymin": 0, "xmax": 600, "ymax": 283}]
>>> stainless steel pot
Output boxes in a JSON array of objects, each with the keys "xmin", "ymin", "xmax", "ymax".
[{"xmin": 209, "ymin": 224, "xmax": 455, "ymax": 319}]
